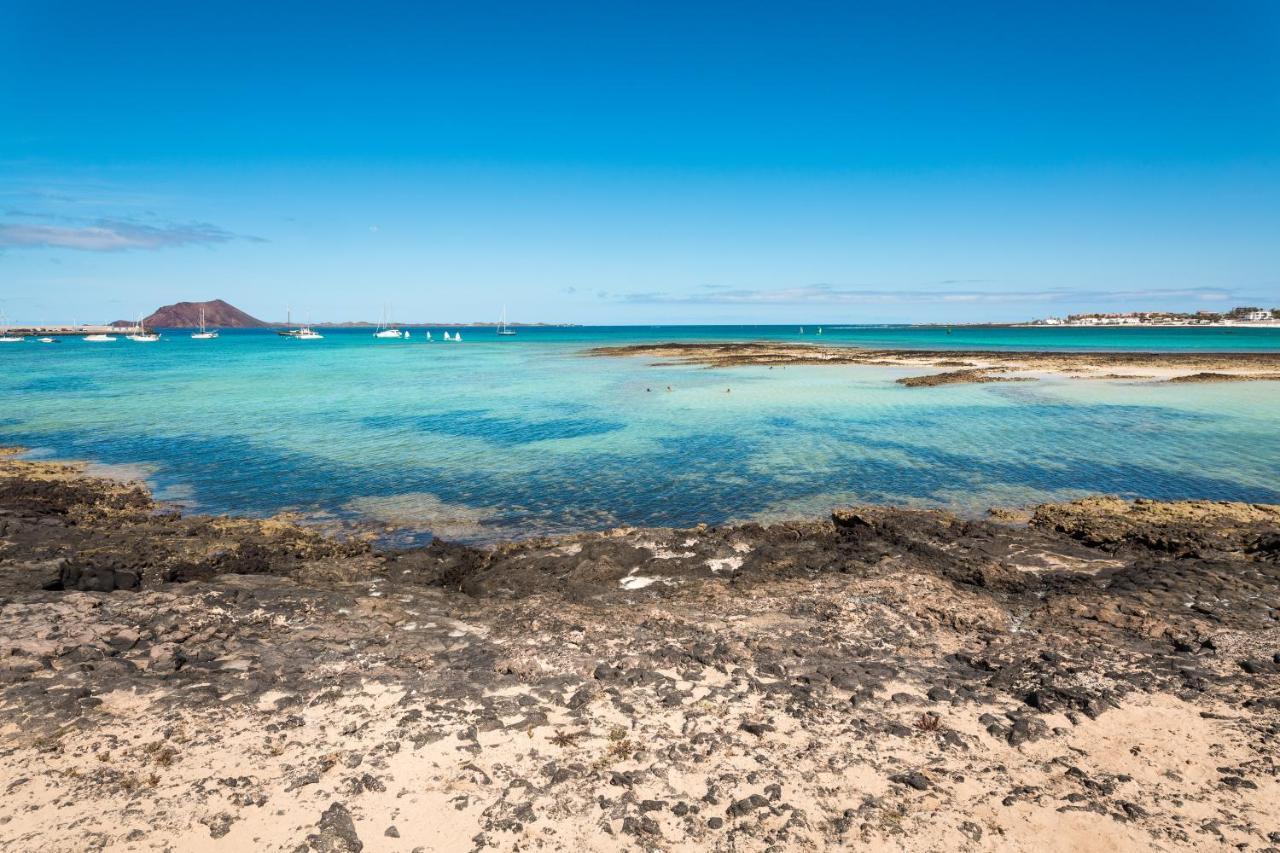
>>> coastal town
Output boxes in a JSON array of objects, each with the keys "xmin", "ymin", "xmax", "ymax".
[{"xmin": 1028, "ymin": 306, "xmax": 1279, "ymax": 327}]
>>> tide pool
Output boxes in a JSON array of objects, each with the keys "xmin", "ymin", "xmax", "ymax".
[{"xmin": 2, "ymin": 325, "xmax": 1279, "ymax": 543}]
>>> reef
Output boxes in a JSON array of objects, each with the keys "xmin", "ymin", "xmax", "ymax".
[
  {"xmin": 1, "ymin": 448, "xmax": 1278, "ymax": 851},
  {"xmin": 590, "ymin": 341, "xmax": 1280, "ymax": 385}
]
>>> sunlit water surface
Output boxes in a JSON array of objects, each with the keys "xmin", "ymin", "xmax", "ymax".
[{"xmin": 3, "ymin": 325, "xmax": 1279, "ymax": 543}]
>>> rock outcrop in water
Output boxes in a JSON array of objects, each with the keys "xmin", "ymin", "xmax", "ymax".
[
  {"xmin": 0, "ymin": 448, "xmax": 1277, "ymax": 851},
  {"xmin": 592, "ymin": 341, "xmax": 1280, "ymax": 385},
  {"xmin": 141, "ymin": 298, "xmax": 269, "ymax": 328}
]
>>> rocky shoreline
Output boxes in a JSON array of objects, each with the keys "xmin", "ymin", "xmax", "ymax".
[
  {"xmin": 589, "ymin": 342, "xmax": 1280, "ymax": 386},
  {"xmin": 1, "ymin": 448, "xmax": 1278, "ymax": 851}
]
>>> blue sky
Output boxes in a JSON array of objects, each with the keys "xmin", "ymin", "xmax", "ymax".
[{"xmin": 3, "ymin": 0, "xmax": 1278, "ymax": 324}]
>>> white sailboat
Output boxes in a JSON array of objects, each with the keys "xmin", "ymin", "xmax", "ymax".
[
  {"xmin": 191, "ymin": 308, "xmax": 219, "ymax": 339},
  {"xmin": 278, "ymin": 308, "xmax": 323, "ymax": 339},
  {"xmin": 373, "ymin": 305, "xmax": 405, "ymax": 338},
  {"xmin": 0, "ymin": 311, "xmax": 22, "ymax": 342},
  {"xmin": 127, "ymin": 315, "xmax": 160, "ymax": 342},
  {"xmin": 497, "ymin": 305, "xmax": 516, "ymax": 336}
]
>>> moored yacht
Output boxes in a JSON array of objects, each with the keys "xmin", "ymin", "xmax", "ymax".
[
  {"xmin": 127, "ymin": 316, "xmax": 160, "ymax": 342},
  {"xmin": 277, "ymin": 309, "xmax": 324, "ymax": 339},
  {"xmin": 191, "ymin": 308, "xmax": 219, "ymax": 339},
  {"xmin": 83, "ymin": 333, "xmax": 117, "ymax": 342},
  {"xmin": 373, "ymin": 306, "xmax": 405, "ymax": 338},
  {"xmin": 497, "ymin": 305, "xmax": 516, "ymax": 336},
  {"xmin": 0, "ymin": 312, "xmax": 22, "ymax": 342}
]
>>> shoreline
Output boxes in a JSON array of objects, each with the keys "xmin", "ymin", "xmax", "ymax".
[
  {"xmin": 590, "ymin": 341, "xmax": 1280, "ymax": 385},
  {"xmin": 1, "ymin": 447, "xmax": 1278, "ymax": 850}
]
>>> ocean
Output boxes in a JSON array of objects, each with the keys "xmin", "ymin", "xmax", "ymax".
[{"xmin": 3, "ymin": 324, "xmax": 1279, "ymax": 543}]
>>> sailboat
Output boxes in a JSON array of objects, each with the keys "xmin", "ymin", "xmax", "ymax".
[
  {"xmin": 497, "ymin": 305, "xmax": 516, "ymax": 336},
  {"xmin": 373, "ymin": 306, "xmax": 405, "ymax": 338},
  {"xmin": 127, "ymin": 315, "xmax": 160, "ymax": 342},
  {"xmin": 277, "ymin": 308, "xmax": 323, "ymax": 339},
  {"xmin": 0, "ymin": 312, "xmax": 21, "ymax": 342},
  {"xmin": 191, "ymin": 307, "xmax": 219, "ymax": 339}
]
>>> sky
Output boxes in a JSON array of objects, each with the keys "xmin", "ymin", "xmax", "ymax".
[{"xmin": 2, "ymin": 0, "xmax": 1279, "ymax": 325}]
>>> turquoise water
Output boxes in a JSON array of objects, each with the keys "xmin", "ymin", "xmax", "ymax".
[{"xmin": 3, "ymin": 325, "xmax": 1279, "ymax": 543}]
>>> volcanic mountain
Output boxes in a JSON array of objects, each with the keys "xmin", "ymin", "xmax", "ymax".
[{"xmin": 142, "ymin": 299, "xmax": 268, "ymax": 328}]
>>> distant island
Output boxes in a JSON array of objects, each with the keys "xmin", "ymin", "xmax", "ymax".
[
  {"xmin": 120, "ymin": 299, "xmax": 270, "ymax": 329},
  {"xmin": 106, "ymin": 299, "xmax": 578, "ymax": 329}
]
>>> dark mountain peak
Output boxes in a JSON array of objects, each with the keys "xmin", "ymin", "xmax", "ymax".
[{"xmin": 144, "ymin": 300, "xmax": 268, "ymax": 328}]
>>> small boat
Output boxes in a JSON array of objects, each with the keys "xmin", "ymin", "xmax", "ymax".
[
  {"xmin": 0, "ymin": 312, "xmax": 21, "ymax": 342},
  {"xmin": 38, "ymin": 337, "xmax": 56, "ymax": 344},
  {"xmin": 83, "ymin": 333, "xmax": 117, "ymax": 342},
  {"xmin": 373, "ymin": 306, "xmax": 405, "ymax": 338},
  {"xmin": 425, "ymin": 331, "xmax": 432, "ymax": 341},
  {"xmin": 497, "ymin": 305, "xmax": 516, "ymax": 336},
  {"xmin": 277, "ymin": 308, "xmax": 323, "ymax": 339},
  {"xmin": 453, "ymin": 331, "xmax": 462, "ymax": 342},
  {"xmin": 191, "ymin": 308, "xmax": 219, "ymax": 339},
  {"xmin": 127, "ymin": 318, "xmax": 160, "ymax": 342},
  {"xmin": 442, "ymin": 331, "xmax": 452, "ymax": 341},
  {"xmin": 799, "ymin": 326, "xmax": 804, "ymax": 334}
]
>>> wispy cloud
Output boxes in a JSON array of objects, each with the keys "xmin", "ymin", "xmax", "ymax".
[
  {"xmin": 0, "ymin": 219, "xmax": 265, "ymax": 252},
  {"xmin": 618, "ymin": 283, "xmax": 1245, "ymax": 306}
]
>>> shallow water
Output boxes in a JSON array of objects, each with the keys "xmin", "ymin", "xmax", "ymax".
[{"xmin": 3, "ymin": 325, "xmax": 1279, "ymax": 543}]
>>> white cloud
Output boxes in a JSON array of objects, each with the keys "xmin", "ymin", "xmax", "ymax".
[
  {"xmin": 618, "ymin": 283, "xmax": 1246, "ymax": 306},
  {"xmin": 0, "ymin": 219, "xmax": 265, "ymax": 252}
]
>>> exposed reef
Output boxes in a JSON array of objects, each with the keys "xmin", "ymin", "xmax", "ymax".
[
  {"xmin": 590, "ymin": 341, "xmax": 1280, "ymax": 386},
  {"xmin": 895, "ymin": 369, "xmax": 1036, "ymax": 388},
  {"xmin": 1, "ymin": 449, "xmax": 1278, "ymax": 851}
]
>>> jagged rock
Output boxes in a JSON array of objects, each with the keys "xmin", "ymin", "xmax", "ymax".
[{"xmin": 306, "ymin": 802, "xmax": 362, "ymax": 852}]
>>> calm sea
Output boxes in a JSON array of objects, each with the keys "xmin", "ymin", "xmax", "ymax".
[{"xmin": 3, "ymin": 325, "xmax": 1279, "ymax": 543}]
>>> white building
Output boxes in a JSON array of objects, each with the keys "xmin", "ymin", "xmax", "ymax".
[{"xmin": 1244, "ymin": 310, "xmax": 1273, "ymax": 321}]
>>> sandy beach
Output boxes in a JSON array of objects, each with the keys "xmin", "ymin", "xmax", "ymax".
[{"xmin": 1, "ymin": 448, "xmax": 1277, "ymax": 851}]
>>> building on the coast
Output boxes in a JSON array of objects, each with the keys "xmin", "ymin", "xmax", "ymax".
[{"xmin": 1243, "ymin": 309, "xmax": 1274, "ymax": 321}]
